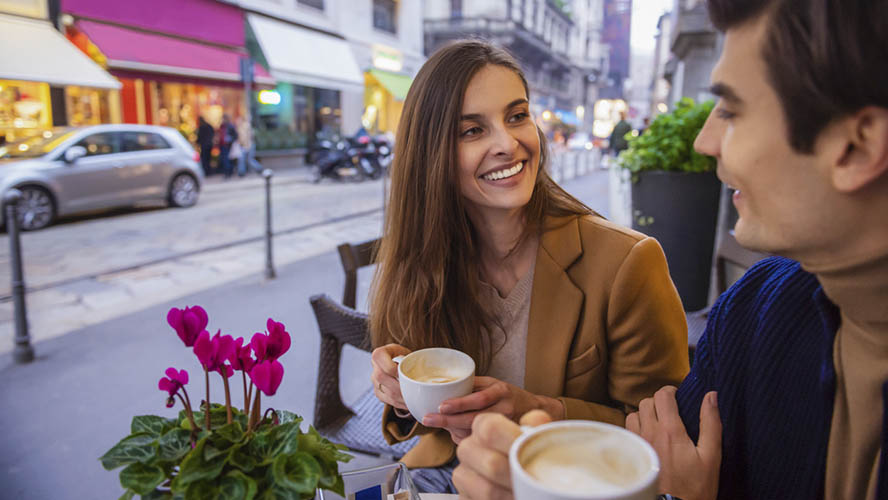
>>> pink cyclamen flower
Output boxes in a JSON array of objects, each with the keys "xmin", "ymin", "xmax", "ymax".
[
  {"xmin": 228, "ymin": 337, "xmax": 256, "ymax": 373},
  {"xmin": 193, "ymin": 330, "xmax": 236, "ymax": 377},
  {"xmin": 158, "ymin": 367, "xmax": 189, "ymax": 406},
  {"xmin": 249, "ymin": 360, "xmax": 284, "ymax": 396},
  {"xmin": 167, "ymin": 306, "xmax": 208, "ymax": 347},
  {"xmin": 250, "ymin": 318, "xmax": 291, "ymax": 361}
]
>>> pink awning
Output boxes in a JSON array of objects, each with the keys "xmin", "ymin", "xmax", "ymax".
[{"xmin": 76, "ymin": 20, "xmax": 273, "ymax": 84}]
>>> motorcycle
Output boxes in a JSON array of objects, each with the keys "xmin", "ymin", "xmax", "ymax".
[{"xmin": 310, "ymin": 132, "xmax": 383, "ymax": 182}]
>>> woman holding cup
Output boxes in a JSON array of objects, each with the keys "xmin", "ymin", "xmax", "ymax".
[{"xmin": 369, "ymin": 40, "xmax": 689, "ymax": 493}]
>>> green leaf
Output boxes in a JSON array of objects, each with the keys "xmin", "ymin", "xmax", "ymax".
[
  {"xmin": 275, "ymin": 410, "xmax": 303, "ymax": 426},
  {"xmin": 157, "ymin": 428, "xmax": 192, "ymax": 462},
  {"xmin": 218, "ymin": 470, "xmax": 258, "ymax": 500},
  {"xmin": 100, "ymin": 433, "xmax": 158, "ymax": 470},
  {"xmin": 117, "ymin": 490, "xmax": 135, "ymax": 500},
  {"xmin": 142, "ymin": 490, "xmax": 173, "ymax": 500},
  {"xmin": 228, "ymin": 443, "xmax": 258, "ymax": 472},
  {"xmin": 184, "ymin": 480, "xmax": 218, "ymax": 500},
  {"xmin": 174, "ymin": 439, "xmax": 228, "ymax": 487},
  {"xmin": 132, "ymin": 415, "xmax": 174, "ymax": 437},
  {"xmin": 213, "ymin": 421, "xmax": 244, "ymax": 444},
  {"xmin": 271, "ymin": 452, "xmax": 321, "ymax": 495},
  {"xmin": 247, "ymin": 430, "xmax": 276, "ymax": 466},
  {"xmin": 269, "ymin": 422, "xmax": 303, "ymax": 456},
  {"xmin": 119, "ymin": 462, "xmax": 165, "ymax": 495}
]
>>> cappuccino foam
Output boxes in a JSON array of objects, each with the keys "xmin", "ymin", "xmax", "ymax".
[
  {"xmin": 402, "ymin": 355, "xmax": 468, "ymax": 384},
  {"xmin": 520, "ymin": 428, "xmax": 650, "ymax": 495}
]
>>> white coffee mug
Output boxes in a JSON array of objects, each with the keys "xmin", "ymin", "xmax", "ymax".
[
  {"xmin": 392, "ymin": 347, "xmax": 475, "ymax": 422},
  {"xmin": 509, "ymin": 420, "xmax": 660, "ymax": 500}
]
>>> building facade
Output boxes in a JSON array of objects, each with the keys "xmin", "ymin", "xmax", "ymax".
[
  {"xmin": 666, "ymin": 0, "xmax": 720, "ymax": 105},
  {"xmin": 0, "ymin": 0, "xmax": 119, "ymax": 143},
  {"xmin": 599, "ymin": 0, "xmax": 630, "ymax": 99},
  {"xmin": 423, "ymin": 0, "xmax": 608, "ymax": 139},
  {"xmin": 222, "ymin": 0, "xmax": 424, "ymax": 148},
  {"xmin": 60, "ymin": 0, "xmax": 273, "ymax": 146}
]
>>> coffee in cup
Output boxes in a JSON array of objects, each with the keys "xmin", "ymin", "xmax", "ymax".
[
  {"xmin": 509, "ymin": 421, "xmax": 659, "ymax": 500},
  {"xmin": 392, "ymin": 348, "xmax": 475, "ymax": 421}
]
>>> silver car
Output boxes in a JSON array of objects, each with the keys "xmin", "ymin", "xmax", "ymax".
[{"xmin": 0, "ymin": 124, "xmax": 203, "ymax": 230}]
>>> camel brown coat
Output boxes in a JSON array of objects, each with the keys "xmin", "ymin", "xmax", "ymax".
[{"xmin": 381, "ymin": 215, "xmax": 690, "ymax": 468}]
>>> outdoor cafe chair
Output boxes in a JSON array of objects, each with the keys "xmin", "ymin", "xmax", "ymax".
[
  {"xmin": 309, "ymin": 293, "xmax": 417, "ymax": 459},
  {"xmin": 337, "ymin": 238, "xmax": 379, "ymax": 309},
  {"xmin": 686, "ymin": 187, "xmax": 768, "ymax": 364}
]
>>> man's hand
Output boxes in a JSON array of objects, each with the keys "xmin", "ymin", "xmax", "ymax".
[
  {"xmin": 626, "ymin": 387, "xmax": 722, "ymax": 500},
  {"xmin": 452, "ymin": 410, "xmax": 552, "ymax": 500},
  {"xmin": 370, "ymin": 343, "xmax": 411, "ymax": 410},
  {"xmin": 421, "ymin": 376, "xmax": 564, "ymax": 443}
]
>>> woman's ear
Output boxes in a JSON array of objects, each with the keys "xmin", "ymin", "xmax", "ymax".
[{"xmin": 830, "ymin": 106, "xmax": 888, "ymax": 193}]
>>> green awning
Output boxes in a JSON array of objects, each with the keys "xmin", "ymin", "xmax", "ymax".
[{"xmin": 368, "ymin": 69, "xmax": 412, "ymax": 101}]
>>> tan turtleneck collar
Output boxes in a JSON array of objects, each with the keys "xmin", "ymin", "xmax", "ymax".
[{"xmin": 803, "ymin": 251, "xmax": 888, "ymax": 500}]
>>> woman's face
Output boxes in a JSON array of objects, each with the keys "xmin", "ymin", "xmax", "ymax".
[{"xmin": 456, "ymin": 65, "xmax": 540, "ymax": 219}]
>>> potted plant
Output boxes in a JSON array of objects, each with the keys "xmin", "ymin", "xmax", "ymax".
[
  {"xmin": 100, "ymin": 305, "xmax": 352, "ymax": 499},
  {"xmin": 619, "ymin": 98, "xmax": 721, "ymax": 311}
]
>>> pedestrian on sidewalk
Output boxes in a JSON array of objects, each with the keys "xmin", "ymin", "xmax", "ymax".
[
  {"xmin": 217, "ymin": 114, "xmax": 238, "ymax": 179},
  {"xmin": 236, "ymin": 116, "xmax": 263, "ymax": 177},
  {"xmin": 197, "ymin": 116, "xmax": 215, "ymax": 176}
]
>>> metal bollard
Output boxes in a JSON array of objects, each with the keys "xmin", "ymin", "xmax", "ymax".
[
  {"xmin": 262, "ymin": 169, "xmax": 276, "ymax": 280},
  {"xmin": 4, "ymin": 189, "xmax": 34, "ymax": 363}
]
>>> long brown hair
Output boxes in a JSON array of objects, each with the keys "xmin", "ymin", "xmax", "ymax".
[{"xmin": 369, "ymin": 39, "xmax": 591, "ymax": 374}]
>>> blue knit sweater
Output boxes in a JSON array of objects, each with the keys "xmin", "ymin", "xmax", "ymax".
[{"xmin": 676, "ymin": 257, "xmax": 888, "ymax": 500}]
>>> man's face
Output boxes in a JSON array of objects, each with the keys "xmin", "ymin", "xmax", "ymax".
[{"xmin": 694, "ymin": 15, "xmax": 839, "ymax": 258}]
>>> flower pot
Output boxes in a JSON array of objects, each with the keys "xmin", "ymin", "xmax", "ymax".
[{"xmin": 631, "ymin": 170, "xmax": 721, "ymax": 311}]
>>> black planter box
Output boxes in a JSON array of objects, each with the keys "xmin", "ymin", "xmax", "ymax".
[{"xmin": 631, "ymin": 170, "xmax": 722, "ymax": 311}]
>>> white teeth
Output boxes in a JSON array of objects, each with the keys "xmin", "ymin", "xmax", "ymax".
[{"xmin": 482, "ymin": 162, "xmax": 524, "ymax": 181}]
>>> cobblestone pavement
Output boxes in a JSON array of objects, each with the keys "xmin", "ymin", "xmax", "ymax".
[{"xmin": 0, "ymin": 157, "xmax": 608, "ymax": 354}]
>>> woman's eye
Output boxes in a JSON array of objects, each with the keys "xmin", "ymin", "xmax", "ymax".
[
  {"xmin": 461, "ymin": 127, "xmax": 482, "ymax": 137},
  {"xmin": 509, "ymin": 112, "xmax": 529, "ymax": 123}
]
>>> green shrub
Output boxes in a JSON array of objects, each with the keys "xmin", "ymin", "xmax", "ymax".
[{"xmin": 619, "ymin": 98, "xmax": 716, "ymax": 177}]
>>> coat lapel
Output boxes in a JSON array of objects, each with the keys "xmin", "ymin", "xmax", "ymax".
[{"xmin": 524, "ymin": 216, "xmax": 585, "ymax": 396}]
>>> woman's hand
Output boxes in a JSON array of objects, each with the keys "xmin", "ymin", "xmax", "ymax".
[
  {"xmin": 421, "ymin": 376, "xmax": 565, "ymax": 443},
  {"xmin": 626, "ymin": 386, "xmax": 722, "ymax": 500},
  {"xmin": 370, "ymin": 343, "xmax": 411, "ymax": 411},
  {"xmin": 452, "ymin": 410, "xmax": 552, "ymax": 500}
]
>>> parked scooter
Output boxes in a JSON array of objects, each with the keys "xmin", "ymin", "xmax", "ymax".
[{"xmin": 309, "ymin": 132, "xmax": 382, "ymax": 182}]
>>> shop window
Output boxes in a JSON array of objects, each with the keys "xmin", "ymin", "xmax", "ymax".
[
  {"xmin": 120, "ymin": 132, "xmax": 171, "ymax": 152},
  {"xmin": 298, "ymin": 0, "xmax": 324, "ymax": 9},
  {"xmin": 1, "ymin": 80, "xmax": 51, "ymax": 143},
  {"xmin": 373, "ymin": 0, "xmax": 397, "ymax": 34},
  {"xmin": 75, "ymin": 132, "xmax": 118, "ymax": 157}
]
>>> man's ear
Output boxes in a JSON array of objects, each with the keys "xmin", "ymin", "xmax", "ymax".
[{"xmin": 831, "ymin": 106, "xmax": 888, "ymax": 193}]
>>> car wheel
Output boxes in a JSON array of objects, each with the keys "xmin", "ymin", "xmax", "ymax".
[
  {"xmin": 8, "ymin": 186, "xmax": 55, "ymax": 231},
  {"xmin": 169, "ymin": 173, "xmax": 199, "ymax": 208}
]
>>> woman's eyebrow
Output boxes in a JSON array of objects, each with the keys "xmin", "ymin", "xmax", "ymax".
[{"xmin": 460, "ymin": 99, "xmax": 529, "ymax": 121}]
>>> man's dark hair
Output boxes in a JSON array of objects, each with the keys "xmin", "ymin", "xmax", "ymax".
[{"xmin": 706, "ymin": 0, "xmax": 888, "ymax": 153}]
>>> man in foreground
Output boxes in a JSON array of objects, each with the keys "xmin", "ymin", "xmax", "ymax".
[{"xmin": 451, "ymin": 0, "xmax": 888, "ymax": 498}]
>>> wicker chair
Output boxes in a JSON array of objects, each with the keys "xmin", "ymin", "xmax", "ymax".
[
  {"xmin": 309, "ymin": 294, "xmax": 417, "ymax": 459},
  {"xmin": 337, "ymin": 238, "xmax": 379, "ymax": 309}
]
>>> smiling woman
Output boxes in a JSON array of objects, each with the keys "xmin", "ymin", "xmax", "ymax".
[{"xmin": 367, "ymin": 40, "xmax": 690, "ymax": 494}]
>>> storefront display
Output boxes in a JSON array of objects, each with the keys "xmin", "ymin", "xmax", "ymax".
[{"xmin": 0, "ymin": 80, "xmax": 51, "ymax": 142}]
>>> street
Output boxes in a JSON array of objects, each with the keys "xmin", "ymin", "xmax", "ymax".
[{"xmin": 0, "ymin": 167, "xmax": 610, "ymax": 500}]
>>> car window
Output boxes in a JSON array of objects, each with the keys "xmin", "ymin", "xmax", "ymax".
[
  {"xmin": 74, "ymin": 133, "xmax": 119, "ymax": 157},
  {"xmin": 120, "ymin": 132, "xmax": 171, "ymax": 153}
]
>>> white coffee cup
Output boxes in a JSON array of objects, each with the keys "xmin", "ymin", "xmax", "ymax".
[
  {"xmin": 509, "ymin": 420, "xmax": 660, "ymax": 500},
  {"xmin": 392, "ymin": 347, "xmax": 475, "ymax": 422}
]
